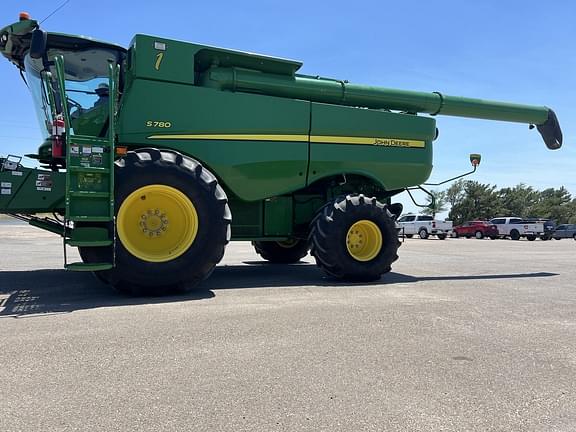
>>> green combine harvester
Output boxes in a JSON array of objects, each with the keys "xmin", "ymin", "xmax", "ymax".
[{"xmin": 0, "ymin": 13, "xmax": 563, "ymax": 294}]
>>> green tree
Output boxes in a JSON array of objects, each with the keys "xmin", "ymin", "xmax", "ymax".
[
  {"xmin": 422, "ymin": 190, "xmax": 448, "ymax": 218},
  {"xmin": 568, "ymin": 199, "xmax": 576, "ymax": 224},
  {"xmin": 498, "ymin": 184, "xmax": 538, "ymax": 218},
  {"xmin": 531, "ymin": 187, "xmax": 572, "ymax": 223},
  {"xmin": 445, "ymin": 179, "xmax": 465, "ymax": 208},
  {"xmin": 448, "ymin": 181, "xmax": 501, "ymax": 225}
]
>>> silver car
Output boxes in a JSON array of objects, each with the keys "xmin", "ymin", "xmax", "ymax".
[{"xmin": 552, "ymin": 224, "xmax": 576, "ymax": 240}]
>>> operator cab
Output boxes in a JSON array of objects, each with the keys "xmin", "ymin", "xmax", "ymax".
[
  {"xmin": 0, "ymin": 15, "xmax": 125, "ymax": 163},
  {"xmin": 25, "ymin": 42, "xmax": 123, "ymax": 138}
]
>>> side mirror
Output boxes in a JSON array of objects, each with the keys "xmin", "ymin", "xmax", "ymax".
[
  {"xmin": 470, "ymin": 153, "xmax": 481, "ymax": 167},
  {"xmin": 29, "ymin": 28, "xmax": 47, "ymax": 59}
]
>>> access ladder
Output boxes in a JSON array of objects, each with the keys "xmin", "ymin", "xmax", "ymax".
[{"xmin": 53, "ymin": 57, "xmax": 119, "ymax": 271}]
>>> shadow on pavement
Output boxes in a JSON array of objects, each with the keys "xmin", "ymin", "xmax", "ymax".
[{"xmin": 0, "ymin": 262, "xmax": 558, "ymax": 317}]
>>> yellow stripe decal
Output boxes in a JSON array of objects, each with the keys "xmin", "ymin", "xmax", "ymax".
[{"xmin": 147, "ymin": 134, "xmax": 425, "ymax": 148}]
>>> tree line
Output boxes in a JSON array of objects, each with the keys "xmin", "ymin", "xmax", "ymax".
[{"xmin": 421, "ymin": 180, "xmax": 576, "ymax": 225}]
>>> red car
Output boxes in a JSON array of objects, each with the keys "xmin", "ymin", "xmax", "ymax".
[{"xmin": 452, "ymin": 220, "xmax": 499, "ymax": 239}]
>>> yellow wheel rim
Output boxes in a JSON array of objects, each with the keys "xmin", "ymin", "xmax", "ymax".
[
  {"xmin": 346, "ymin": 220, "xmax": 383, "ymax": 262},
  {"xmin": 117, "ymin": 185, "xmax": 198, "ymax": 263}
]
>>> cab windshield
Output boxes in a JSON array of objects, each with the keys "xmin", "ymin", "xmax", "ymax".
[{"xmin": 24, "ymin": 47, "xmax": 120, "ymax": 137}]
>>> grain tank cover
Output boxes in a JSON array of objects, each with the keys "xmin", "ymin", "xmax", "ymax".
[
  {"xmin": 128, "ymin": 35, "xmax": 303, "ymax": 85},
  {"xmin": 194, "ymin": 47, "xmax": 302, "ymax": 76}
]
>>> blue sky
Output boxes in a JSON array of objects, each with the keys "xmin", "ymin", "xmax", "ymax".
[{"xmin": 1, "ymin": 0, "xmax": 575, "ymax": 217}]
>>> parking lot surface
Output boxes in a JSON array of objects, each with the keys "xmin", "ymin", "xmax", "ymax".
[{"xmin": 0, "ymin": 221, "xmax": 575, "ymax": 431}]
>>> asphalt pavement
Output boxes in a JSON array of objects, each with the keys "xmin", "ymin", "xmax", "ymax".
[{"xmin": 0, "ymin": 221, "xmax": 575, "ymax": 431}]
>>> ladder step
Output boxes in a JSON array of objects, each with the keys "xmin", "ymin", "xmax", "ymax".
[
  {"xmin": 69, "ymin": 166, "xmax": 111, "ymax": 174},
  {"xmin": 66, "ymin": 239, "xmax": 113, "ymax": 247},
  {"xmin": 69, "ymin": 191, "xmax": 111, "ymax": 198},
  {"xmin": 65, "ymin": 262, "xmax": 113, "ymax": 272},
  {"xmin": 68, "ymin": 216, "xmax": 113, "ymax": 222}
]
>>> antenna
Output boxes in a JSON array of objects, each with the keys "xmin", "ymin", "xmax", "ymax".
[{"xmin": 39, "ymin": 0, "xmax": 71, "ymax": 25}]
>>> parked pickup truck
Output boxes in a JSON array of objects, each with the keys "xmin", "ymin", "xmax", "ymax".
[
  {"xmin": 397, "ymin": 214, "xmax": 453, "ymax": 239},
  {"xmin": 488, "ymin": 217, "xmax": 546, "ymax": 241},
  {"xmin": 452, "ymin": 220, "xmax": 499, "ymax": 239}
]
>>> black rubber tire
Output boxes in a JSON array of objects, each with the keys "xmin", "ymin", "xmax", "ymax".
[
  {"xmin": 309, "ymin": 194, "xmax": 400, "ymax": 282},
  {"xmin": 405, "ymin": 234, "xmax": 413, "ymax": 238},
  {"xmin": 510, "ymin": 229, "xmax": 521, "ymax": 241},
  {"xmin": 79, "ymin": 148, "xmax": 231, "ymax": 295},
  {"xmin": 475, "ymin": 231, "xmax": 484, "ymax": 240},
  {"xmin": 418, "ymin": 228, "xmax": 429, "ymax": 240},
  {"xmin": 252, "ymin": 239, "xmax": 309, "ymax": 263},
  {"xmin": 573, "ymin": 234, "xmax": 576, "ymax": 241},
  {"xmin": 526, "ymin": 235, "xmax": 536, "ymax": 241},
  {"xmin": 490, "ymin": 236, "xmax": 498, "ymax": 240},
  {"xmin": 437, "ymin": 234, "xmax": 447, "ymax": 240},
  {"xmin": 554, "ymin": 237, "xmax": 561, "ymax": 240}
]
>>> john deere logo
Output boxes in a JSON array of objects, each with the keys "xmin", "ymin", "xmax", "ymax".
[{"xmin": 374, "ymin": 138, "xmax": 412, "ymax": 147}]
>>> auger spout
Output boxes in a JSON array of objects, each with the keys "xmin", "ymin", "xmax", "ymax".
[{"xmin": 202, "ymin": 67, "xmax": 562, "ymax": 150}]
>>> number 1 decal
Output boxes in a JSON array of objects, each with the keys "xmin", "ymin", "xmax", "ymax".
[{"xmin": 155, "ymin": 52, "xmax": 164, "ymax": 71}]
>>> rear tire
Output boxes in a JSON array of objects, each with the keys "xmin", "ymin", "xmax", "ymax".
[
  {"xmin": 405, "ymin": 234, "xmax": 413, "ymax": 238},
  {"xmin": 526, "ymin": 235, "xmax": 536, "ymax": 241},
  {"xmin": 80, "ymin": 148, "xmax": 231, "ymax": 295},
  {"xmin": 510, "ymin": 229, "xmax": 521, "ymax": 241},
  {"xmin": 309, "ymin": 195, "xmax": 400, "ymax": 281},
  {"xmin": 252, "ymin": 239, "xmax": 309, "ymax": 263},
  {"xmin": 437, "ymin": 233, "xmax": 447, "ymax": 240},
  {"xmin": 475, "ymin": 231, "xmax": 484, "ymax": 239},
  {"xmin": 418, "ymin": 228, "xmax": 429, "ymax": 240}
]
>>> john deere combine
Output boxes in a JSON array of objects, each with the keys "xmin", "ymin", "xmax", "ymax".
[{"xmin": 0, "ymin": 13, "xmax": 563, "ymax": 294}]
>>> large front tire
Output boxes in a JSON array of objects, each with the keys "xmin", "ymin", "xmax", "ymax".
[
  {"xmin": 309, "ymin": 195, "xmax": 400, "ymax": 281},
  {"xmin": 80, "ymin": 149, "xmax": 231, "ymax": 295},
  {"xmin": 252, "ymin": 239, "xmax": 309, "ymax": 263}
]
